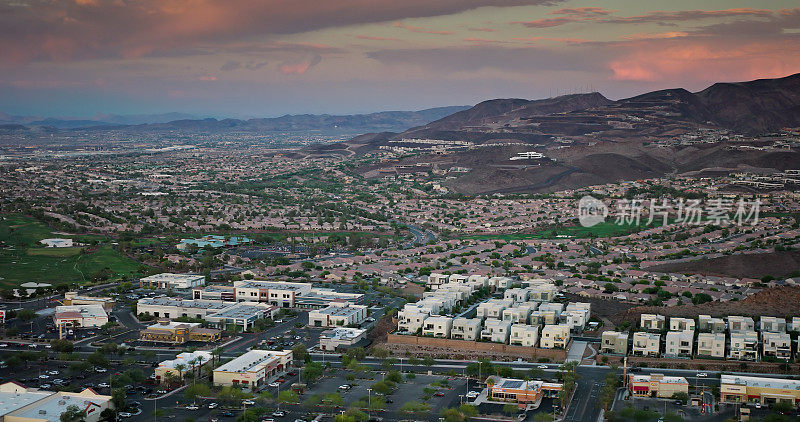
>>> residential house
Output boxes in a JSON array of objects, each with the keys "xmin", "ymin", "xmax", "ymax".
[
  {"xmin": 632, "ymin": 332, "xmax": 661, "ymax": 357},
  {"xmin": 640, "ymin": 314, "xmax": 665, "ymax": 331},
  {"xmin": 481, "ymin": 319, "xmax": 512, "ymax": 343},
  {"xmin": 761, "ymin": 332, "xmax": 791, "ymax": 360},
  {"xmin": 601, "ymin": 331, "xmax": 629, "ymax": 355},
  {"xmin": 728, "ymin": 316, "xmax": 755, "ymax": 333},
  {"xmin": 540, "ymin": 324, "xmax": 570, "ymax": 349},
  {"xmin": 696, "ymin": 332, "xmax": 725, "ymax": 358},
  {"xmin": 509, "ymin": 324, "xmax": 540, "ymax": 347},
  {"xmin": 729, "ymin": 331, "xmax": 759, "ymax": 361},
  {"xmin": 422, "ymin": 316, "xmax": 453, "ymax": 338},
  {"xmin": 664, "ymin": 330, "xmax": 694, "ymax": 357},
  {"xmin": 669, "ymin": 317, "xmax": 696, "ymax": 332},
  {"xmin": 450, "ymin": 317, "xmax": 481, "ymax": 341}
]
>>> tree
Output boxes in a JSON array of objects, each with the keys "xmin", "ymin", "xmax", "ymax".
[
  {"xmin": 533, "ymin": 413, "xmax": 554, "ymax": 422},
  {"xmin": 301, "ymin": 361, "xmax": 324, "ymax": 385},
  {"xmin": 292, "ymin": 343, "xmax": 309, "ymax": 363},
  {"xmin": 502, "ymin": 404, "xmax": 518, "ymax": 416},
  {"xmin": 184, "ymin": 383, "xmax": 212, "ymax": 400},
  {"xmin": 17, "ymin": 309, "xmax": 37, "ymax": 322},
  {"xmin": 60, "ymin": 405, "xmax": 87, "ymax": 422},
  {"xmin": 277, "ymin": 390, "xmax": 299, "ymax": 404},
  {"xmin": 50, "ymin": 339, "xmax": 74, "ymax": 353},
  {"xmin": 557, "ymin": 362, "xmax": 579, "ymax": 409}
]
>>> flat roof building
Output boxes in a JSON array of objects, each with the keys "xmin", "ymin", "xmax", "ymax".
[
  {"xmin": 509, "ymin": 324, "xmax": 540, "ymax": 347},
  {"xmin": 308, "ymin": 303, "xmax": 368, "ymax": 328},
  {"xmin": 720, "ymin": 375, "xmax": 800, "ymax": 406},
  {"xmin": 140, "ymin": 273, "xmax": 205, "ymax": 290},
  {"xmin": 629, "ymin": 374, "xmax": 688, "ymax": 398},
  {"xmin": 53, "ymin": 305, "xmax": 108, "ymax": 329},
  {"xmin": 601, "ymin": 331, "xmax": 629, "ymax": 355},
  {"xmin": 139, "ymin": 321, "xmax": 221, "ymax": 344},
  {"xmin": 540, "ymin": 324, "xmax": 570, "ymax": 349},
  {"xmin": 213, "ymin": 350, "xmax": 292, "ymax": 392},
  {"xmin": 154, "ymin": 351, "xmax": 213, "ymax": 383},
  {"xmin": 319, "ymin": 328, "xmax": 368, "ymax": 351},
  {"xmin": 632, "ymin": 332, "xmax": 661, "ymax": 357},
  {"xmin": 696, "ymin": 332, "xmax": 725, "ymax": 358},
  {"xmin": 450, "ymin": 317, "xmax": 481, "ymax": 341},
  {"xmin": 0, "ymin": 382, "xmax": 112, "ymax": 422}
]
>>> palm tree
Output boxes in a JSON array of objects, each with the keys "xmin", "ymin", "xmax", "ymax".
[{"xmin": 174, "ymin": 363, "xmax": 187, "ymax": 384}]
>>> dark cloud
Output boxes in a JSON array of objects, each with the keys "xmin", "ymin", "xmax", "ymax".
[
  {"xmin": 220, "ymin": 60, "xmax": 241, "ymax": 71},
  {"xmin": 0, "ymin": 0, "xmax": 563, "ymax": 63}
]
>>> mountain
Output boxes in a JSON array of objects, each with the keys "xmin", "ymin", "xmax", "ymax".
[
  {"xmin": 0, "ymin": 111, "xmax": 203, "ymax": 128},
  {"xmin": 321, "ymin": 73, "xmax": 800, "ymax": 194}
]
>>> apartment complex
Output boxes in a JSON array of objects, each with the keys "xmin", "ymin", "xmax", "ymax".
[
  {"xmin": 640, "ymin": 314, "xmax": 665, "ymax": 331},
  {"xmin": 540, "ymin": 324, "xmax": 570, "ymax": 349},
  {"xmin": 632, "ymin": 332, "xmax": 661, "ymax": 357},
  {"xmin": 696, "ymin": 332, "xmax": 725, "ymax": 358},
  {"xmin": 422, "ymin": 316, "xmax": 454, "ymax": 338},
  {"xmin": 761, "ymin": 332, "xmax": 791, "ymax": 360},
  {"xmin": 601, "ymin": 331, "xmax": 629, "ymax": 355},
  {"xmin": 213, "ymin": 350, "xmax": 292, "ymax": 392},
  {"xmin": 450, "ymin": 317, "xmax": 481, "ymax": 341},
  {"xmin": 509, "ymin": 324, "xmax": 540, "ymax": 347},
  {"xmin": 729, "ymin": 331, "xmax": 759, "ymax": 361},
  {"xmin": 664, "ymin": 330, "xmax": 694, "ymax": 357}
]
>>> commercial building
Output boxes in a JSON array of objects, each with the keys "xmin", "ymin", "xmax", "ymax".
[
  {"xmin": 540, "ymin": 324, "xmax": 570, "ymax": 349},
  {"xmin": 761, "ymin": 332, "xmax": 792, "ymax": 360},
  {"xmin": 136, "ymin": 297, "xmax": 277, "ymax": 330},
  {"xmin": 422, "ymin": 316, "xmax": 453, "ymax": 338},
  {"xmin": 139, "ymin": 321, "xmax": 222, "ymax": 344},
  {"xmin": 202, "ymin": 302, "xmax": 278, "ymax": 331},
  {"xmin": 62, "ymin": 292, "xmax": 114, "ymax": 311},
  {"xmin": 213, "ymin": 350, "xmax": 292, "ymax": 392},
  {"xmin": 720, "ymin": 375, "xmax": 800, "ymax": 406},
  {"xmin": 640, "ymin": 314, "xmax": 665, "ymax": 331},
  {"xmin": 481, "ymin": 319, "xmax": 512, "ymax": 343},
  {"xmin": 308, "ymin": 303, "xmax": 367, "ymax": 328},
  {"xmin": 154, "ymin": 351, "xmax": 213, "ymax": 383},
  {"xmin": 601, "ymin": 331, "xmax": 629, "ymax": 355},
  {"xmin": 318, "ymin": 328, "xmax": 367, "ymax": 351},
  {"xmin": 226, "ymin": 280, "xmax": 364, "ymax": 308},
  {"xmin": 629, "ymin": 374, "xmax": 688, "ymax": 398},
  {"xmin": 698, "ymin": 315, "xmax": 725, "ymax": 333},
  {"xmin": 450, "ymin": 317, "xmax": 481, "ymax": 341},
  {"xmin": 696, "ymin": 332, "xmax": 725, "ymax": 358},
  {"xmin": 664, "ymin": 330, "xmax": 694, "ymax": 357},
  {"xmin": 53, "ymin": 305, "xmax": 108, "ymax": 328},
  {"xmin": 0, "ymin": 382, "xmax": 112, "ymax": 422},
  {"xmin": 669, "ymin": 318, "xmax": 696, "ymax": 332},
  {"xmin": 632, "ymin": 332, "xmax": 661, "ymax": 357},
  {"xmin": 487, "ymin": 377, "xmax": 563, "ymax": 405},
  {"xmin": 729, "ymin": 331, "xmax": 759, "ymax": 361},
  {"xmin": 728, "ymin": 316, "xmax": 755, "ymax": 333},
  {"xmin": 140, "ymin": 273, "xmax": 205, "ymax": 290},
  {"xmin": 509, "ymin": 324, "xmax": 539, "ymax": 347}
]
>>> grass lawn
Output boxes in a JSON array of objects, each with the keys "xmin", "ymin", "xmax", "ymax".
[
  {"xmin": 0, "ymin": 214, "xmax": 145, "ymax": 289},
  {"xmin": 464, "ymin": 220, "xmax": 657, "ymax": 241}
]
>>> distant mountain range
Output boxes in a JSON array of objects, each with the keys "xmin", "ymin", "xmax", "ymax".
[
  {"xmin": 306, "ymin": 73, "xmax": 800, "ymax": 194},
  {"xmin": 0, "ymin": 106, "xmax": 470, "ymax": 134}
]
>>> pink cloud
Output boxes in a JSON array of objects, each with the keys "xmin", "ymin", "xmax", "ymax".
[
  {"xmin": 278, "ymin": 54, "xmax": 322, "ymax": 75},
  {"xmin": 468, "ymin": 27, "xmax": 498, "ymax": 32},
  {"xmin": 393, "ymin": 22, "xmax": 453, "ymax": 35},
  {"xmin": 355, "ymin": 35, "xmax": 401, "ymax": 41}
]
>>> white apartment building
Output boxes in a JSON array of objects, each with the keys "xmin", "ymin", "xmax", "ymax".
[
  {"xmin": 565, "ymin": 302, "xmax": 591, "ymax": 318},
  {"xmin": 502, "ymin": 304, "xmax": 536, "ymax": 324},
  {"xmin": 640, "ymin": 314, "xmax": 666, "ymax": 331},
  {"xmin": 698, "ymin": 315, "xmax": 725, "ymax": 333},
  {"xmin": 601, "ymin": 331, "xmax": 629, "ymax": 355},
  {"xmin": 790, "ymin": 317, "xmax": 800, "ymax": 332},
  {"xmin": 526, "ymin": 283, "xmax": 558, "ymax": 302},
  {"xmin": 509, "ymin": 324, "xmax": 540, "ymax": 347},
  {"xmin": 397, "ymin": 305, "xmax": 429, "ymax": 334},
  {"xmin": 632, "ymin": 332, "xmax": 661, "ymax": 357},
  {"xmin": 759, "ymin": 317, "xmax": 786, "ymax": 333},
  {"xmin": 696, "ymin": 332, "xmax": 726, "ymax": 358},
  {"xmin": 669, "ymin": 317, "xmax": 696, "ymax": 332},
  {"xmin": 213, "ymin": 350, "xmax": 292, "ymax": 391},
  {"xmin": 53, "ymin": 305, "xmax": 108, "ymax": 328},
  {"xmin": 664, "ymin": 330, "xmax": 694, "ymax": 357},
  {"xmin": 762, "ymin": 331, "xmax": 792, "ymax": 360},
  {"xmin": 476, "ymin": 299, "xmax": 514, "ymax": 319},
  {"xmin": 540, "ymin": 324, "xmax": 570, "ymax": 349},
  {"xmin": 504, "ymin": 288, "xmax": 530, "ymax": 303},
  {"xmin": 488, "ymin": 276, "xmax": 515, "ymax": 290},
  {"xmin": 308, "ymin": 303, "xmax": 368, "ymax": 327},
  {"xmin": 450, "ymin": 317, "xmax": 481, "ymax": 341},
  {"xmin": 562, "ymin": 310, "xmax": 589, "ymax": 331},
  {"xmin": 426, "ymin": 273, "xmax": 450, "ymax": 290},
  {"xmin": 729, "ymin": 331, "xmax": 759, "ymax": 361},
  {"xmin": 481, "ymin": 319, "xmax": 512, "ymax": 343},
  {"xmin": 422, "ymin": 316, "xmax": 453, "ymax": 338},
  {"xmin": 728, "ymin": 316, "xmax": 756, "ymax": 333},
  {"xmin": 140, "ymin": 273, "xmax": 205, "ymax": 290}
]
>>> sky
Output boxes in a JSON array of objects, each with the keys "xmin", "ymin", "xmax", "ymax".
[{"xmin": 1, "ymin": 0, "xmax": 799, "ymax": 118}]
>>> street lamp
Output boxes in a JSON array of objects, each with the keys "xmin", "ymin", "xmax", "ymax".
[{"xmin": 367, "ymin": 388, "xmax": 372, "ymax": 420}]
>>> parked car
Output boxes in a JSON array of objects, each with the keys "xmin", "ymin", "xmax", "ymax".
[
  {"xmin": 268, "ymin": 382, "xmax": 280, "ymax": 388},
  {"xmin": 119, "ymin": 413, "xmax": 132, "ymax": 418},
  {"xmin": 242, "ymin": 400, "xmax": 255, "ymax": 406},
  {"xmin": 697, "ymin": 372, "xmax": 708, "ymax": 378},
  {"xmin": 186, "ymin": 405, "xmax": 200, "ymax": 411},
  {"xmin": 433, "ymin": 392, "xmax": 445, "ymax": 397},
  {"xmin": 271, "ymin": 411, "xmax": 285, "ymax": 417},
  {"xmin": 207, "ymin": 403, "xmax": 219, "ymax": 409}
]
